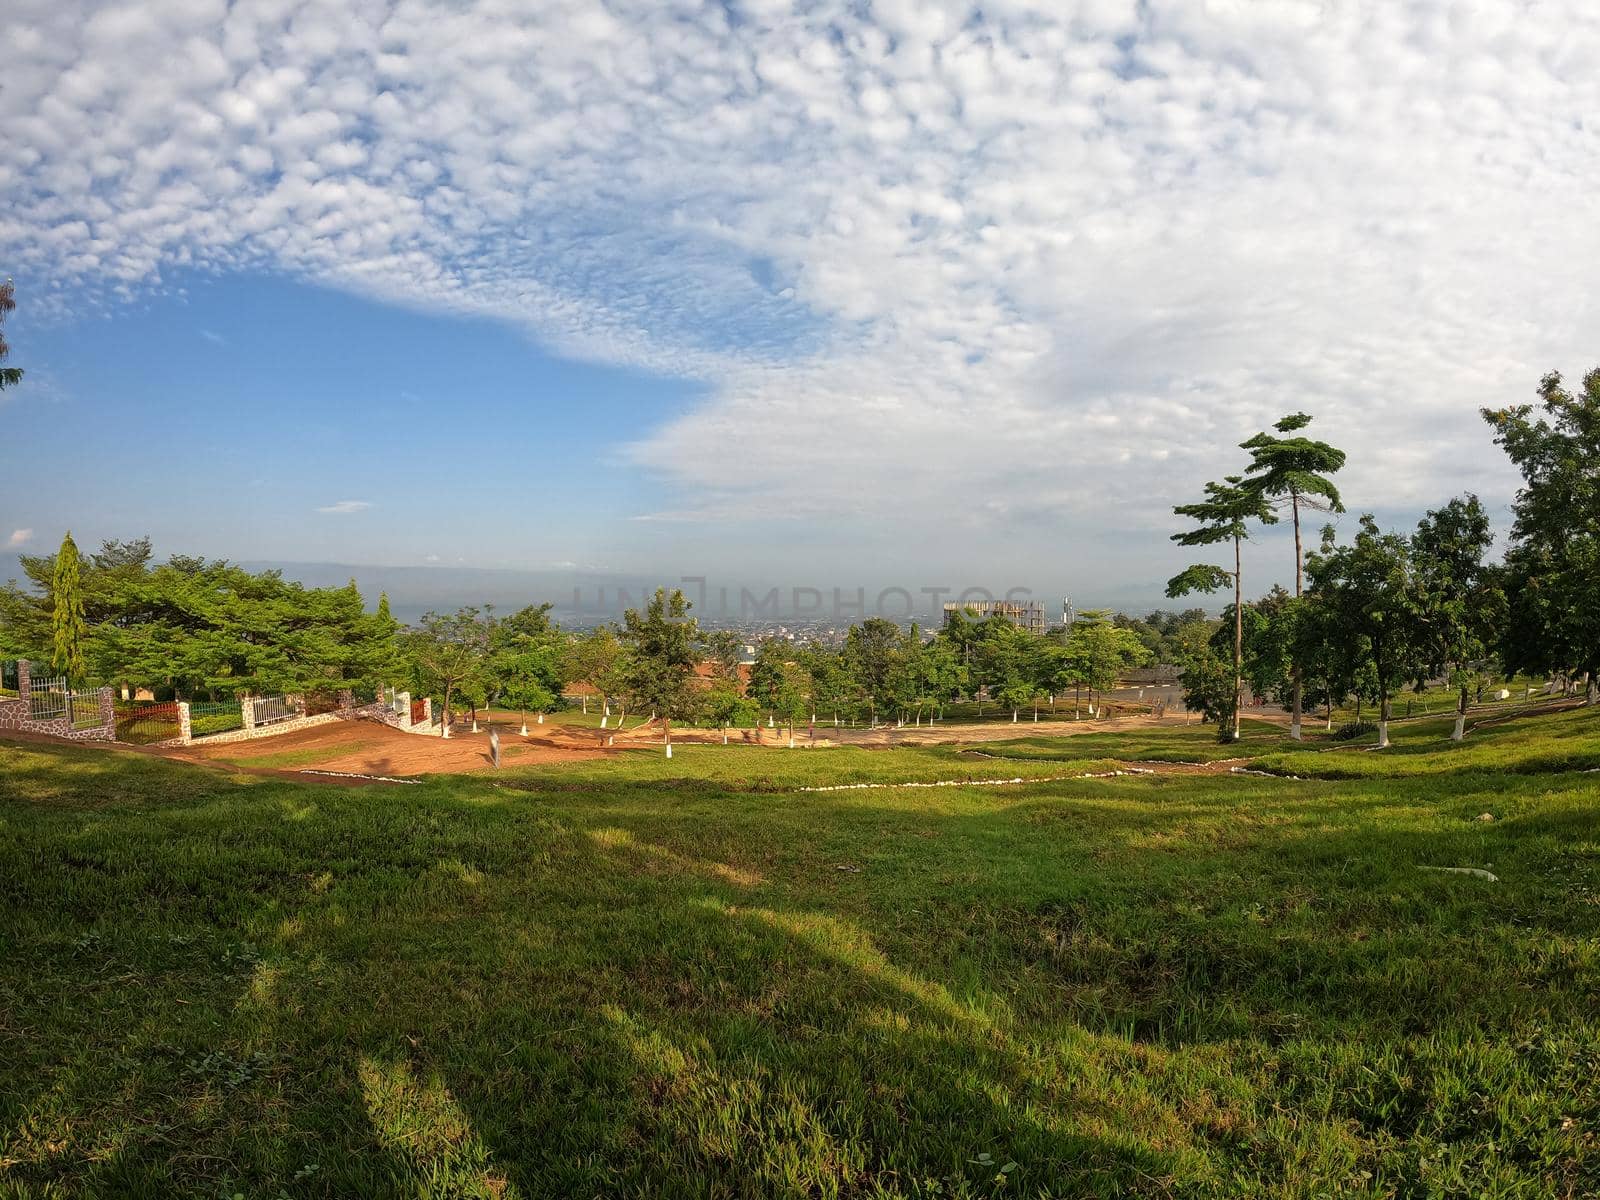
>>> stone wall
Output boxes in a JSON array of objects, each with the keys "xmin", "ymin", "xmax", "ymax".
[
  {"xmin": 186, "ymin": 711, "xmax": 345, "ymax": 747},
  {"xmin": 0, "ymin": 666, "xmax": 115, "ymax": 741}
]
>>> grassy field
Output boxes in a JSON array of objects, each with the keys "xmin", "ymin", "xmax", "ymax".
[{"xmin": 2, "ymin": 709, "xmax": 1598, "ymax": 1198}]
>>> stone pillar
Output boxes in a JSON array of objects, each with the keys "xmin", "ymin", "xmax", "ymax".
[
  {"xmin": 241, "ymin": 695, "xmax": 256, "ymax": 732},
  {"xmin": 17, "ymin": 659, "xmax": 30, "ymax": 704},
  {"xmin": 177, "ymin": 701, "xmax": 193, "ymax": 744},
  {"xmin": 98, "ymin": 687, "xmax": 115, "ymax": 737},
  {"xmin": 421, "ymin": 697, "xmax": 433, "ymax": 725},
  {"xmin": 397, "ymin": 691, "xmax": 411, "ymax": 726},
  {"xmin": 339, "ymin": 688, "xmax": 354, "ymax": 714}
]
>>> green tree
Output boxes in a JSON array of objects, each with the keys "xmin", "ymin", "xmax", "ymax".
[
  {"xmin": 50, "ymin": 532, "xmax": 88, "ymax": 681},
  {"xmin": 1306, "ymin": 517, "xmax": 1425, "ymax": 747},
  {"xmin": 620, "ymin": 588, "xmax": 700, "ymax": 756},
  {"xmin": 563, "ymin": 626, "xmax": 631, "ymax": 726},
  {"xmin": 1240, "ymin": 413, "xmax": 1346, "ymax": 739},
  {"xmin": 1067, "ymin": 615, "xmax": 1151, "ymax": 719},
  {"xmin": 844, "ymin": 617, "xmax": 903, "ymax": 725},
  {"xmin": 1483, "ymin": 369, "xmax": 1600, "ymax": 701},
  {"xmin": 900, "ymin": 634, "xmax": 964, "ymax": 724},
  {"xmin": 0, "ymin": 278, "xmax": 23, "ymax": 392},
  {"xmin": 800, "ymin": 643, "xmax": 857, "ymax": 726},
  {"xmin": 1167, "ymin": 476, "xmax": 1277, "ymax": 741},
  {"xmin": 488, "ymin": 604, "xmax": 564, "ymax": 733},
  {"xmin": 1411, "ymin": 495, "xmax": 1504, "ymax": 740},
  {"xmin": 406, "ymin": 608, "xmax": 490, "ymax": 738}
]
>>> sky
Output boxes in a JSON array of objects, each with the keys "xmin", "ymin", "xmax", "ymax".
[{"xmin": 4, "ymin": 0, "xmax": 1598, "ymax": 617}]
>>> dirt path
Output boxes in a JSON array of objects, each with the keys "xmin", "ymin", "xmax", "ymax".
[{"xmin": 180, "ymin": 719, "xmax": 616, "ymax": 778}]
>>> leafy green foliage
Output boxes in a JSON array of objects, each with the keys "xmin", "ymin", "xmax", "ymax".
[
  {"xmin": 2, "ymin": 537, "xmax": 397, "ymax": 697},
  {"xmin": 1484, "ymin": 368, "xmax": 1600, "ymax": 693},
  {"xmin": 0, "ymin": 277, "xmax": 23, "ymax": 392},
  {"xmin": 620, "ymin": 588, "xmax": 700, "ymax": 732}
]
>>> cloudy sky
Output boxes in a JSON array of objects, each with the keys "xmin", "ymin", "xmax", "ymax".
[{"xmin": 4, "ymin": 0, "xmax": 1597, "ymax": 612}]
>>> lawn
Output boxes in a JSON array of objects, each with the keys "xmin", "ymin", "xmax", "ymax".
[{"xmin": 1, "ymin": 710, "xmax": 1597, "ymax": 1198}]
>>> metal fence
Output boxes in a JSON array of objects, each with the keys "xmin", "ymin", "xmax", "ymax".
[
  {"xmin": 28, "ymin": 674, "xmax": 68, "ymax": 720},
  {"xmin": 189, "ymin": 700, "xmax": 243, "ymax": 737},
  {"xmin": 251, "ymin": 695, "xmax": 300, "ymax": 726},
  {"xmin": 115, "ymin": 701, "xmax": 182, "ymax": 745},
  {"xmin": 69, "ymin": 690, "xmax": 105, "ymax": 730}
]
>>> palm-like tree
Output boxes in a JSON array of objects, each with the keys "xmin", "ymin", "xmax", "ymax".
[
  {"xmin": 1167, "ymin": 476, "xmax": 1277, "ymax": 742},
  {"xmin": 1240, "ymin": 413, "xmax": 1345, "ymax": 738}
]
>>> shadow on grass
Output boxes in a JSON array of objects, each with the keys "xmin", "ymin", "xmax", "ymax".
[{"xmin": 3, "ymin": 735, "xmax": 1597, "ymax": 1196}]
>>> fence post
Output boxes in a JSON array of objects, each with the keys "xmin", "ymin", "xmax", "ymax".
[
  {"xmin": 397, "ymin": 690, "xmax": 410, "ymax": 726},
  {"xmin": 339, "ymin": 688, "xmax": 354, "ymax": 715},
  {"xmin": 422, "ymin": 697, "xmax": 433, "ymax": 726},
  {"xmin": 17, "ymin": 660, "xmax": 30, "ymax": 705},
  {"xmin": 98, "ymin": 687, "xmax": 115, "ymax": 738},
  {"xmin": 177, "ymin": 701, "xmax": 193, "ymax": 745},
  {"xmin": 241, "ymin": 694, "xmax": 256, "ymax": 732}
]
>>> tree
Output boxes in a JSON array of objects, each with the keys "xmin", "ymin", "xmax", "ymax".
[
  {"xmin": 1411, "ymin": 495, "xmax": 1503, "ymax": 740},
  {"xmin": 406, "ymin": 608, "xmax": 490, "ymax": 738},
  {"xmin": 620, "ymin": 588, "xmax": 700, "ymax": 756},
  {"xmin": 1240, "ymin": 413, "xmax": 1346, "ymax": 739},
  {"xmin": 1167, "ymin": 475, "xmax": 1277, "ymax": 741},
  {"xmin": 1306, "ymin": 517, "xmax": 1425, "ymax": 748},
  {"xmin": 0, "ymin": 279, "xmax": 23, "ymax": 392},
  {"xmin": 1067, "ymin": 615, "xmax": 1150, "ymax": 718},
  {"xmin": 563, "ymin": 627, "xmax": 629, "ymax": 726},
  {"xmin": 968, "ymin": 617, "xmax": 1034, "ymax": 721},
  {"xmin": 50, "ymin": 532, "xmax": 88, "ymax": 681},
  {"xmin": 1483, "ymin": 369, "xmax": 1600, "ymax": 701},
  {"xmin": 899, "ymin": 634, "xmax": 964, "ymax": 724},
  {"xmin": 844, "ymin": 617, "xmax": 902, "ymax": 724},
  {"xmin": 488, "ymin": 604, "xmax": 564, "ymax": 733},
  {"xmin": 800, "ymin": 643, "xmax": 857, "ymax": 726}
]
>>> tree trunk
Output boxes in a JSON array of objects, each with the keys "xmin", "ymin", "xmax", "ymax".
[
  {"xmin": 1453, "ymin": 683, "xmax": 1467, "ymax": 741},
  {"xmin": 442, "ymin": 683, "xmax": 452, "ymax": 738},
  {"xmin": 1377, "ymin": 692, "xmax": 1391, "ymax": 748},
  {"xmin": 1231, "ymin": 534, "xmax": 1243, "ymax": 743},
  {"xmin": 1290, "ymin": 492, "xmax": 1304, "ymax": 741},
  {"xmin": 664, "ymin": 717, "xmax": 672, "ymax": 757}
]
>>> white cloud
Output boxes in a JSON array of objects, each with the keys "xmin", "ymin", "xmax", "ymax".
[
  {"xmin": 199, "ymin": 328, "xmax": 225, "ymax": 344},
  {"xmin": 7, "ymin": 529, "xmax": 32, "ymax": 548},
  {"xmin": 315, "ymin": 500, "xmax": 371, "ymax": 515},
  {"xmin": 6, "ymin": 0, "xmax": 1599, "ymax": 580}
]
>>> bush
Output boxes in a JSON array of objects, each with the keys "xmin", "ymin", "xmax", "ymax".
[{"xmin": 1331, "ymin": 720, "xmax": 1377, "ymax": 742}]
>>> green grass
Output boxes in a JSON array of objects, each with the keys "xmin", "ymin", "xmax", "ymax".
[
  {"xmin": 1250, "ymin": 705, "xmax": 1600, "ymax": 780},
  {"xmin": 227, "ymin": 740, "xmax": 385, "ymax": 770},
  {"xmin": 2, "ymin": 709, "xmax": 1598, "ymax": 1198}
]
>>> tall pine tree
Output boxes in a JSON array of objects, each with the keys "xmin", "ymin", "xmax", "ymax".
[{"xmin": 50, "ymin": 532, "xmax": 88, "ymax": 681}]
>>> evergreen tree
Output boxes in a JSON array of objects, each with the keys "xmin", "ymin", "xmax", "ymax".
[
  {"xmin": 620, "ymin": 589, "xmax": 700, "ymax": 756},
  {"xmin": 50, "ymin": 532, "xmax": 87, "ymax": 681}
]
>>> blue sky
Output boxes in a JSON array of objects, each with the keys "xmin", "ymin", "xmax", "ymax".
[
  {"xmin": 4, "ymin": 272, "xmax": 694, "ymax": 571},
  {"xmin": 4, "ymin": 0, "xmax": 1597, "ymax": 614}
]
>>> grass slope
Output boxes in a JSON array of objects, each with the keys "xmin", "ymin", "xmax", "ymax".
[{"xmin": 1, "ymin": 711, "xmax": 1597, "ymax": 1199}]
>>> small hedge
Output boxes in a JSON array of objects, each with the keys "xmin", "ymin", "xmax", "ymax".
[{"xmin": 1331, "ymin": 720, "xmax": 1378, "ymax": 742}]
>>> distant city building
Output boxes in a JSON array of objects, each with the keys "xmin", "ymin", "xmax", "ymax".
[{"xmin": 942, "ymin": 599, "xmax": 1047, "ymax": 635}]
